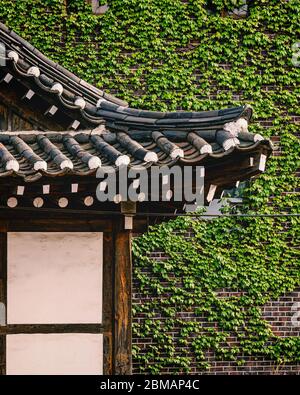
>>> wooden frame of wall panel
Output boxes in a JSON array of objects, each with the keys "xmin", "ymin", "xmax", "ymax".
[
  {"xmin": 0, "ymin": 233, "xmax": 7, "ymax": 375},
  {"xmin": 0, "ymin": 216, "xmax": 132, "ymax": 375}
]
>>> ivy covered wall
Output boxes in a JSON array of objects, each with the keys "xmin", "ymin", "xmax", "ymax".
[{"xmin": 0, "ymin": 0, "xmax": 299, "ymax": 374}]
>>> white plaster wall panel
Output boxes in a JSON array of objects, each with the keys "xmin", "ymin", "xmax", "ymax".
[
  {"xmin": 6, "ymin": 334, "xmax": 103, "ymax": 375},
  {"xmin": 7, "ymin": 232, "xmax": 103, "ymax": 324}
]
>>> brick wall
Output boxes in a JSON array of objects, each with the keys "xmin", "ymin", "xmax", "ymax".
[{"xmin": 132, "ymin": 254, "xmax": 300, "ymax": 375}]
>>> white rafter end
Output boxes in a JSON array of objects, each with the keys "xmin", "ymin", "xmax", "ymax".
[
  {"xmin": 4, "ymin": 73, "xmax": 13, "ymax": 83},
  {"xmin": 17, "ymin": 186, "xmax": 25, "ymax": 196},
  {"xmin": 23, "ymin": 89, "xmax": 35, "ymax": 100},
  {"xmin": 33, "ymin": 197, "xmax": 44, "ymax": 208},
  {"xmin": 259, "ymin": 154, "xmax": 267, "ymax": 172},
  {"xmin": 70, "ymin": 120, "xmax": 80, "ymax": 130},
  {"xmin": 7, "ymin": 197, "xmax": 18, "ymax": 208},
  {"xmin": 58, "ymin": 197, "xmax": 68, "ymax": 208},
  {"xmin": 43, "ymin": 185, "xmax": 50, "ymax": 195},
  {"xmin": 84, "ymin": 196, "xmax": 94, "ymax": 207},
  {"xmin": 71, "ymin": 183, "xmax": 78, "ymax": 193},
  {"xmin": 46, "ymin": 105, "xmax": 58, "ymax": 116}
]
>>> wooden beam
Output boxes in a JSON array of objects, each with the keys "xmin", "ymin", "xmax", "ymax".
[
  {"xmin": 0, "ymin": 218, "xmax": 113, "ymax": 233},
  {"xmin": 114, "ymin": 219, "xmax": 132, "ymax": 375},
  {"xmin": 102, "ymin": 232, "xmax": 114, "ymax": 375},
  {"xmin": 0, "ymin": 233, "xmax": 7, "ymax": 375},
  {"xmin": 0, "ymin": 324, "xmax": 103, "ymax": 335}
]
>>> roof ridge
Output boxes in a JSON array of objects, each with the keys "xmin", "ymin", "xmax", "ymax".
[
  {"xmin": 0, "ymin": 23, "xmax": 253, "ymax": 132},
  {"xmin": 0, "ymin": 22, "xmax": 128, "ymax": 108}
]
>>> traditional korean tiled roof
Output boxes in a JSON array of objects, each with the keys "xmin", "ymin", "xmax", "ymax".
[
  {"xmin": 0, "ymin": 123, "xmax": 271, "ymax": 183},
  {"xmin": 0, "ymin": 23, "xmax": 272, "ymax": 184}
]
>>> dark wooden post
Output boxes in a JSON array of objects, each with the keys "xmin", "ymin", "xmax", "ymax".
[
  {"xmin": 113, "ymin": 203, "xmax": 135, "ymax": 375},
  {"xmin": 114, "ymin": 224, "xmax": 132, "ymax": 375},
  {"xmin": 102, "ymin": 232, "xmax": 114, "ymax": 375},
  {"xmin": 0, "ymin": 233, "xmax": 7, "ymax": 375}
]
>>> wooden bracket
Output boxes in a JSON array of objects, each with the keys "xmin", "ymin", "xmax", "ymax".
[
  {"xmin": 120, "ymin": 201, "xmax": 136, "ymax": 215},
  {"xmin": 120, "ymin": 201, "xmax": 136, "ymax": 231}
]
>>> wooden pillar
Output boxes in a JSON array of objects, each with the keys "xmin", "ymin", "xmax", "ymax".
[
  {"xmin": 0, "ymin": 233, "xmax": 7, "ymax": 375},
  {"xmin": 102, "ymin": 232, "xmax": 114, "ymax": 375},
  {"xmin": 113, "ymin": 215, "xmax": 133, "ymax": 375}
]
